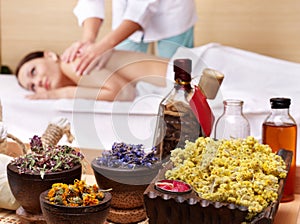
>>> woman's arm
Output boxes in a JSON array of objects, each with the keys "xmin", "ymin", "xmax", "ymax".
[
  {"xmin": 81, "ymin": 17, "xmax": 102, "ymax": 43},
  {"xmin": 61, "ymin": 18, "xmax": 103, "ymax": 63},
  {"xmin": 62, "ymin": 0, "xmax": 105, "ymax": 63},
  {"xmin": 25, "ymin": 84, "xmax": 135, "ymax": 102}
]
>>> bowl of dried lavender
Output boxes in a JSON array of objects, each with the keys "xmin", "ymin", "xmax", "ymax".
[
  {"xmin": 7, "ymin": 135, "xmax": 83, "ymax": 214},
  {"xmin": 91, "ymin": 142, "xmax": 162, "ymax": 223},
  {"xmin": 40, "ymin": 180, "xmax": 111, "ymax": 224}
]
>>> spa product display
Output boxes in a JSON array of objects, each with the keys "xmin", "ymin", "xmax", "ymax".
[
  {"xmin": 7, "ymin": 135, "xmax": 83, "ymax": 214},
  {"xmin": 262, "ymin": 97, "xmax": 297, "ymax": 202},
  {"xmin": 214, "ymin": 99, "xmax": 250, "ymax": 139},
  {"xmin": 153, "ymin": 58, "xmax": 215, "ymax": 160},
  {"xmin": 40, "ymin": 180, "xmax": 111, "ymax": 224},
  {"xmin": 92, "ymin": 142, "xmax": 161, "ymax": 223},
  {"xmin": 144, "ymin": 136, "xmax": 291, "ymax": 224}
]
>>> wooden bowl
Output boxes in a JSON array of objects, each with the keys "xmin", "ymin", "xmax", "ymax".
[
  {"xmin": 91, "ymin": 159, "xmax": 161, "ymax": 223},
  {"xmin": 107, "ymin": 206, "xmax": 146, "ymax": 224},
  {"xmin": 91, "ymin": 159, "xmax": 161, "ymax": 209},
  {"xmin": 39, "ymin": 190, "xmax": 111, "ymax": 224},
  {"xmin": 6, "ymin": 164, "xmax": 82, "ymax": 214}
]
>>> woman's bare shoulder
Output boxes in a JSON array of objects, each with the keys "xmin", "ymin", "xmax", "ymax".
[{"xmin": 60, "ymin": 60, "xmax": 81, "ymax": 84}]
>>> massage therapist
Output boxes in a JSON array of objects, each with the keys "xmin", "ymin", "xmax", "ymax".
[{"xmin": 62, "ymin": 0, "xmax": 197, "ymax": 76}]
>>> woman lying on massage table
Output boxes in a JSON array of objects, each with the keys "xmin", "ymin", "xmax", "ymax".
[{"xmin": 15, "ymin": 50, "xmax": 169, "ymax": 101}]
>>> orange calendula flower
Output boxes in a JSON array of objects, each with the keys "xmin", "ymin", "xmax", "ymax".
[{"xmin": 46, "ymin": 180, "xmax": 105, "ymax": 206}]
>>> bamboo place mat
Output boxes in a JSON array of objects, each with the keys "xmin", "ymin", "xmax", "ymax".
[
  {"xmin": 0, "ymin": 208, "xmax": 149, "ymax": 224},
  {"xmin": 0, "ymin": 209, "xmax": 21, "ymax": 224}
]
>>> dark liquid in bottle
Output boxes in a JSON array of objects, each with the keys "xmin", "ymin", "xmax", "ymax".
[
  {"xmin": 155, "ymin": 101, "xmax": 203, "ymax": 161},
  {"xmin": 262, "ymin": 122, "xmax": 297, "ymax": 202}
]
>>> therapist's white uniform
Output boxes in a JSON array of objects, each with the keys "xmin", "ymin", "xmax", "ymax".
[{"xmin": 74, "ymin": 0, "xmax": 198, "ymax": 58}]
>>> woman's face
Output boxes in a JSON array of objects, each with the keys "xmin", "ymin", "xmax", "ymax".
[{"xmin": 17, "ymin": 52, "xmax": 69, "ymax": 92}]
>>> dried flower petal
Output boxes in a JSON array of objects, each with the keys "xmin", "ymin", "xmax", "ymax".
[
  {"xmin": 11, "ymin": 135, "xmax": 84, "ymax": 178},
  {"xmin": 96, "ymin": 142, "xmax": 158, "ymax": 169}
]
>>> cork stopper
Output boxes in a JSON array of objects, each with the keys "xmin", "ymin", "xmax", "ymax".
[{"xmin": 198, "ymin": 68, "xmax": 224, "ymax": 99}]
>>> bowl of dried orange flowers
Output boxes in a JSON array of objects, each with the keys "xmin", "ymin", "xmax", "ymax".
[{"xmin": 40, "ymin": 179, "xmax": 111, "ymax": 224}]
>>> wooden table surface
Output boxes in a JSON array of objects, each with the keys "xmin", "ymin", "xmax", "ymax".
[
  {"xmin": 274, "ymin": 194, "xmax": 300, "ymax": 224},
  {"xmin": 274, "ymin": 166, "xmax": 300, "ymax": 224}
]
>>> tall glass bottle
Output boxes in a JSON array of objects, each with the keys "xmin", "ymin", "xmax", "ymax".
[
  {"xmin": 153, "ymin": 59, "xmax": 204, "ymax": 161},
  {"xmin": 262, "ymin": 97, "xmax": 297, "ymax": 202},
  {"xmin": 214, "ymin": 99, "xmax": 250, "ymax": 139}
]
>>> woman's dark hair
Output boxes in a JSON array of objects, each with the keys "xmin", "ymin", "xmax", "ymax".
[{"xmin": 15, "ymin": 51, "xmax": 44, "ymax": 77}]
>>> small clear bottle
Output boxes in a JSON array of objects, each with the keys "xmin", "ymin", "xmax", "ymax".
[
  {"xmin": 262, "ymin": 97, "xmax": 297, "ymax": 202},
  {"xmin": 153, "ymin": 59, "xmax": 204, "ymax": 161},
  {"xmin": 214, "ymin": 99, "xmax": 250, "ymax": 139}
]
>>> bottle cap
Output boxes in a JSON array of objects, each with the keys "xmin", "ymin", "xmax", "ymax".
[
  {"xmin": 198, "ymin": 68, "xmax": 224, "ymax": 99},
  {"xmin": 174, "ymin": 59, "xmax": 192, "ymax": 82},
  {"xmin": 270, "ymin": 98, "xmax": 291, "ymax": 109}
]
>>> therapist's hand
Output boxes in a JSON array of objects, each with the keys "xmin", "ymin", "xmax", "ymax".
[
  {"xmin": 62, "ymin": 18, "xmax": 102, "ymax": 63},
  {"xmin": 74, "ymin": 42, "xmax": 113, "ymax": 76},
  {"xmin": 74, "ymin": 20, "xmax": 142, "ymax": 76},
  {"xmin": 61, "ymin": 41, "xmax": 94, "ymax": 63}
]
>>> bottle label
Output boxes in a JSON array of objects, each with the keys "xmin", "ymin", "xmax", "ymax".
[{"xmin": 189, "ymin": 86, "xmax": 214, "ymax": 137}]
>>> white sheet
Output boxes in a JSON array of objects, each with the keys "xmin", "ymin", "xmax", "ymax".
[
  {"xmin": 1, "ymin": 43, "xmax": 300, "ymax": 164},
  {"xmin": 0, "ymin": 75, "xmax": 163, "ymax": 152}
]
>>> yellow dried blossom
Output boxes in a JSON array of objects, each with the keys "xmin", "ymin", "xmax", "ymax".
[
  {"xmin": 165, "ymin": 136, "xmax": 287, "ymax": 220},
  {"xmin": 46, "ymin": 179, "xmax": 105, "ymax": 206}
]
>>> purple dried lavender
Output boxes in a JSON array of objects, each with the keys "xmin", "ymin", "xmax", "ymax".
[
  {"xmin": 11, "ymin": 136, "xmax": 84, "ymax": 179},
  {"xmin": 96, "ymin": 142, "xmax": 158, "ymax": 169}
]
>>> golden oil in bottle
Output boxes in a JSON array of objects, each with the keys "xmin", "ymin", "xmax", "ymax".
[{"xmin": 262, "ymin": 98, "xmax": 297, "ymax": 202}]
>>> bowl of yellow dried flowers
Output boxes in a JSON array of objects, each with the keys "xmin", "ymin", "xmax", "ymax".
[
  {"xmin": 144, "ymin": 136, "xmax": 292, "ymax": 224},
  {"xmin": 40, "ymin": 179, "xmax": 111, "ymax": 224},
  {"xmin": 7, "ymin": 135, "xmax": 83, "ymax": 214}
]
